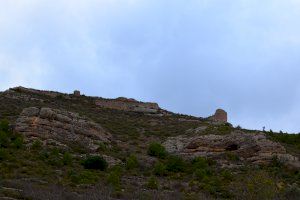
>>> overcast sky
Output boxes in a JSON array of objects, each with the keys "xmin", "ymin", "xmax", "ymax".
[{"xmin": 1, "ymin": 0, "xmax": 300, "ymax": 133}]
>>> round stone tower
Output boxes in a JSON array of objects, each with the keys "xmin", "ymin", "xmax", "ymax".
[
  {"xmin": 213, "ymin": 109, "xmax": 227, "ymax": 123},
  {"xmin": 73, "ymin": 90, "xmax": 81, "ymax": 96}
]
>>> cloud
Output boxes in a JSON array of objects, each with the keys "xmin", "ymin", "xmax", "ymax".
[
  {"xmin": 0, "ymin": 0, "xmax": 300, "ymax": 132},
  {"xmin": 0, "ymin": 49, "xmax": 51, "ymax": 91}
]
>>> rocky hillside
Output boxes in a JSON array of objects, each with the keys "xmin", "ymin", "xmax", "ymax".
[{"xmin": 0, "ymin": 87, "xmax": 299, "ymax": 200}]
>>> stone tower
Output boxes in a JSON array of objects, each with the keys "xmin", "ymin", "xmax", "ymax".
[
  {"xmin": 73, "ymin": 90, "xmax": 81, "ymax": 96},
  {"xmin": 213, "ymin": 109, "xmax": 227, "ymax": 123}
]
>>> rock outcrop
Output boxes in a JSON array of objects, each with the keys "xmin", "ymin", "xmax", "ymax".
[
  {"xmin": 15, "ymin": 107, "xmax": 111, "ymax": 151},
  {"xmin": 163, "ymin": 131, "xmax": 299, "ymax": 168},
  {"xmin": 9, "ymin": 86, "xmax": 62, "ymax": 98},
  {"xmin": 3, "ymin": 86, "xmax": 162, "ymax": 114}
]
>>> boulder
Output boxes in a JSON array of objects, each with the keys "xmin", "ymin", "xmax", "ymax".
[{"xmin": 21, "ymin": 107, "xmax": 40, "ymax": 117}]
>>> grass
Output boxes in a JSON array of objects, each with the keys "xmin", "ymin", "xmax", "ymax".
[
  {"xmin": 0, "ymin": 89, "xmax": 300, "ymax": 199},
  {"xmin": 147, "ymin": 142, "xmax": 167, "ymax": 159},
  {"xmin": 267, "ymin": 131, "xmax": 300, "ymax": 150}
]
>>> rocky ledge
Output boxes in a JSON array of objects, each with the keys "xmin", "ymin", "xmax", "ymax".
[
  {"xmin": 15, "ymin": 107, "xmax": 111, "ymax": 151},
  {"xmin": 163, "ymin": 130, "xmax": 300, "ymax": 168}
]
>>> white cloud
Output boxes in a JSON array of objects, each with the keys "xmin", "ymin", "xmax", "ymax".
[
  {"xmin": 0, "ymin": 48, "xmax": 51, "ymax": 91},
  {"xmin": 0, "ymin": 0, "xmax": 300, "ymax": 132}
]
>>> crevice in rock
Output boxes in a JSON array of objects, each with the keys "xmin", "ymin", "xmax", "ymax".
[{"xmin": 225, "ymin": 144, "xmax": 239, "ymax": 151}]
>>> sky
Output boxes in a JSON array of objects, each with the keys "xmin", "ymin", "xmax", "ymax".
[{"xmin": 1, "ymin": 0, "xmax": 300, "ymax": 133}]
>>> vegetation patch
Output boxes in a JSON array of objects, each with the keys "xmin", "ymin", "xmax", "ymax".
[
  {"xmin": 82, "ymin": 155, "xmax": 108, "ymax": 170},
  {"xmin": 147, "ymin": 142, "xmax": 167, "ymax": 159}
]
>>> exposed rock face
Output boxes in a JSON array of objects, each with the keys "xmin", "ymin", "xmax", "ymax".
[
  {"xmin": 212, "ymin": 109, "xmax": 227, "ymax": 122},
  {"xmin": 1, "ymin": 89, "xmax": 45, "ymax": 102},
  {"xmin": 95, "ymin": 97, "xmax": 160, "ymax": 113},
  {"xmin": 15, "ymin": 107, "xmax": 111, "ymax": 151},
  {"xmin": 163, "ymin": 131, "xmax": 299, "ymax": 168},
  {"xmin": 3, "ymin": 86, "xmax": 161, "ymax": 114},
  {"xmin": 10, "ymin": 86, "xmax": 61, "ymax": 98}
]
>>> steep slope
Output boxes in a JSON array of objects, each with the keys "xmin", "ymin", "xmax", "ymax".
[{"xmin": 0, "ymin": 87, "xmax": 299, "ymax": 200}]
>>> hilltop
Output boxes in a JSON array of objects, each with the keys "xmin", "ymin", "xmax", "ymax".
[{"xmin": 0, "ymin": 86, "xmax": 299, "ymax": 199}]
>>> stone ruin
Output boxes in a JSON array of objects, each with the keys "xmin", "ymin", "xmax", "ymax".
[
  {"xmin": 95, "ymin": 97, "xmax": 160, "ymax": 113},
  {"xmin": 73, "ymin": 90, "xmax": 81, "ymax": 96},
  {"xmin": 210, "ymin": 109, "xmax": 228, "ymax": 123}
]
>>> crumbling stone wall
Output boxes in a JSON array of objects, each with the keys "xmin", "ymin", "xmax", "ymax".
[
  {"xmin": 213, "ymin": 109, "xmax": 227, "ymax": 122},
  {"xmin": 95, "ymin": 98, "xmax": 160, "ymax": 113}
]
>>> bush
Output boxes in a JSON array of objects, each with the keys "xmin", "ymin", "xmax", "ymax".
[
  {"xmin": 107, "ymin": 167, "xmax": 122, "ymax": 190},
  {"xmin": 221, "ymin": 170, "xmax": 233, "ymax": 181},
  {"xmin": 0, "ymin": 119, "xmax": 9, "ymax": 132},
  {"xmin": 63, "ymin": 152, "xmax": 72, "ymax": 165},
  {"xmin": 47, "ymin": 148, "xmax": 63, "ymax": 167},
  {"xmin": 201, "ymin": 176, "xmax": 225, "ymax": 196},
  {"xmin": 166, "ymin": 156, "xmax": 186, "ymax": 172},
  {"xmin": 217, "ymin": 124, "xmax": 232, "ymax": 135},
  {"xmin": 191, "ymin": 157, "xmax": 209, "ymax": 170},
  {"xmin": 107, "ymin": 171, "xmax": 121, "ymax": 190},
  {"xmin": 68, "ymin": 170, "xmax": 99, "ymax": 184},
  {"xmin": 82, "ymin": 156, "xmax": 108, "ymax": 170},
  {"xmin": 146, "ymin": 176, "xmax": 158, "ymax": 189},
  {"xmin": 270, "ymin": 156, "xmax": 283, "ymax": 168},
  {"xmin": 194, "ymin": 169, "xmax": 212, "ymax": 181},
  {"xmin": 147, "ymin": 142, "xmax": 167, "ymax": 159},
  {"xmin": 226, "ymin": 152, "xmax": 240, "ymax": 161},
  {"xmin": 153, "ymin": 162, "xmax": 167, "ymax": 176},
  {"xmin": 11, "ymin": 136, "xmax": 24, "ymax": 149},
  {"xmin": 97, "ymin": 142, "xmax": 108, "ymax": 152},
  {"xmin": 267, "ymin": 132, "xmax": 300, "ymax": 149},
  {"xmin": 0, "ymin": 148, "xmax": 8, "ymax": 161},
  {"xmin": 0, "ymin": 131, "xmax": 9, "ymax": 148},
  {"xmin": 125, "ymin": 154, "xmax": 139, "ymax": 170},
  {"xmin": 31, "ymin": 140, "xmax": 43, "ymax": 150}
]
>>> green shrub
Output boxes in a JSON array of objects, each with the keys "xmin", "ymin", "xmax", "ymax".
[
  {"xmin": 221, "ymin": 170, "xmax": 233, "ymax": 181},
  {"xmin": 125, "ymin": 154, "xmax": 139, "ymax": 170},
  {"xmin": 283, "ymin": 184, "xmax": 300, "ymax": 199},
  {"xmin": 82, "ymin": 156, "xmax": 108, "ymax": 170},
  {"xmin": 146, "ymin": 176, "xmax": 158, "ymax": 189},
  {"xmin": 217, "ymin": 124, "xmax": 232, "ymax": 135},
  {"xmin": 270, "ymin": 156, "xmax": 283, "ymax": 168},
  {"xmin": 194, "ymin": 168, "xmax": 212, "ymax": 181},
  {"xmin": 166, "ymin": 156, "xmax": 186, "ymax": 172},
  {"xmin": 63, "ymin": 152, "xmax": 72, "ymax": 165},
  {"xmin": 107, "ymin": 171, "xmax": 121, "ymax": 189},
  {"xmin": 0, "ymin": 148, "xmax": 8, "ymax": 161},
  {"xmin": 97, "ymin": 142, "xmax": 108, "ymax": 152},
  {"xmin": 31, "ymin": 140, "xmax": 43, "ymax": 150},
  {"xmin": 0, "ymin": 131, "xmax": 9, "ymax": 148},
  {"xmin": 68, "ymin": 170, "xmax": 99, "ymax": 184},
  {"xmin": 0, "ymin": 119, "xmax": 9, "ymax": 132},
  {"xmin": 201, "ymin": 176, "xmax": 225, "ymax": 196},
  {"xmin": 48, "ymin": 148, "xmax": 63, "ymax": 167},
  {"xmin": 153, "ymin": 162, "xmax": 167, "ymax": 176},
  {"xmin": 267, "ymin": 132, "xmax": 300, "ymax": 149},
  {"xmin": 147, "ymin": 142, "xmax": 167, "ymax": 159},
  {"xmin": 225, "ymin": 152, "xmax": 240, "ymax": 161},
  {"xmin": 107, "ymin": 168, "xmax": 122, "ymax": 190},
  {"xmin": 11, "ymin": 136, "xmax": 23, "ymax": 149},
  {"xmin": 191, "ymin": 157, "xmax": 209, "ymax": 169}
]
